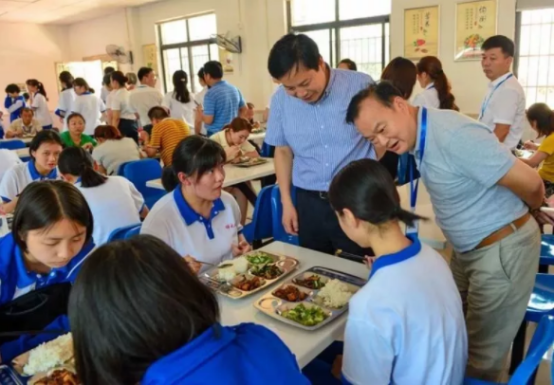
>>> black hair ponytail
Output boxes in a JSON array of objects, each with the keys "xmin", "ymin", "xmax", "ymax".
[
  {"xmin": 172, "ymin": 70, "xmax": 191, "ymax": 104},
  {"xmin": 416, "ymin": 56, "xmax": 458, "ymax": 111},
  {"xmin": 329, "ymin": 159, "xmax": 427, "ymax": 228},
  {"xmin": 26, "ymin": 79, "xmax": 48, "ymax": 101},
  {"xmin": 527, "ymin": 103, "xmax": 554, "ymax": 137},
  {"xmin": 59, "ymin": 147, "xmax": 107, "ymax": 188},
  {"xmin": 161, "ymin": 166, "xmax": 179, "ymax": 192}
]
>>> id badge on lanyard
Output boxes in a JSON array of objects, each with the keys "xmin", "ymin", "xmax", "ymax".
[
  {"xmin": 406, "ymin": 108, "xmax": 428, "ymax": 236},
  {"xmin": 479, "ymin": 74, "xmax": 513, "ymax": 120}
]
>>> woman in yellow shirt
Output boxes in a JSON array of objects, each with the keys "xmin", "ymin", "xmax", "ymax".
[{"xmin": 522, "ymin": 103, "xmax": 554, "ymax": 196}]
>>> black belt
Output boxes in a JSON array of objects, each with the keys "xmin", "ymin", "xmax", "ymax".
[{"xmin": 297, "ymin": 187, "xmax": 328, "ymax": 200}]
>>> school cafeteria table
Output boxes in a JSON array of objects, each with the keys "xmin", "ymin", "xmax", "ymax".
[
  {"xmin": 146, "ymin": 158, "xmax": 275, "ymax": 190},
  {"xmin": 14, "ymin": 148, "xmax": 29, "ymax": 158},
  {"xmin": 248, "ymin": 131, "xmax": 266, "ymax": 142},
  {"xmin": 219, "ymin": 241, "xmax": 366, "ymax": 368}
]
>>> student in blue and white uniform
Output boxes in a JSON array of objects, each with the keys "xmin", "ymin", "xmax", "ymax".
[
  {"xmin": 110, "ymin": 71, "xmax": 139, "ymax": 143},
  {"xmin": 162, "ymin": 70, "xmax": 197, "ymax": 127},
  {"xmin": 141, "ymin": 136, "xmax": 251, "ymax": 272},
  {"xmin": 0, "ymin": 149, "xmax": 21, "ymax": 183},
  {"xmin": 59, "ymin": 147, "xmax": 148, "ymax": 245},
  {"xmin": 304, "ymin": 159, "xmax": 467, "ymax": 385},
  {"xmin": 26, "ymin": 79, "xmax": 53, "ymax": 130},
  {"xmin": 68, "ymin": 235, "xmax": 309, "ymax": 385},
  {"xmin": 413, "ymin": 56, "xmax": 459, "ymax": 111},
  {"xmin": 71, "ymin": 78, "xmax": 106, "ymax": 136},
  {"xmin": 55, "ymin": 71, "xmax": 76, "ymax": 131},
  {"xmin": 0, "ymin": 180, "xmax": 95, "ymax": 362},
  {"xmin": 0, "ymin": 130, "xmax": 63, "ymax": 214},
  {"xmin": 4, "ymin": 84, "xmax": 25, "ymax": 122}
]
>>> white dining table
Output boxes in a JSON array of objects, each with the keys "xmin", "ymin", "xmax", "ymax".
[
  {"xmin": 13, "ymin": 148, "xmax": 29, "ymax": 158},
  {"xmin": 219, "ymin": 241, "xmax": 367, "ymax": 368},
  {"xmin": 249, "ymin": 131, "xmax": 266, "ymax": 142},
  {"xmin": 146, "ymin": 158, "xmax": 275, "ymax": 190}
]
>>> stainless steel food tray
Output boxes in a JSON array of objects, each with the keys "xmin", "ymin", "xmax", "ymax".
[
  {"xmin": 200, "ymin": 252, "xmax": 299, "ymax": 299},
  {"xmin": 254, "ymin": 266, "xmax": 366, "ymax": 331},
  {"xmin": 0, "ymin": 365, "xmax": 24, "ymax": 385},
  {"xmin": 232, "ymin": 158, "xmax": 269, "ymax": 168}
]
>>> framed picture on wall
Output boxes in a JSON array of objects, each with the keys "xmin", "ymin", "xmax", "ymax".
[
  {"xmin": 454, "ymin": 0, "xmax": 497, "ymax": 61},
  {"xmin": 404, "ymin": 5, "xmax": 440, "ymax": 60},
  {"xmin": 143, "ymin": 44, "xmax": 159, "ymax": 75}
]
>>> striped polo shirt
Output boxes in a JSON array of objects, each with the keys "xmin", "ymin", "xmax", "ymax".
[
  {"xmin": 265, "ymin": 68, "xmax": 376, "ymax": 192},
  {"xmin": 203, "ymin": 80, "xmax": 245, "ymax": 136},
  {"xmin": 148, "ymin": 118, "xmax": 190, "ymax": 166}
]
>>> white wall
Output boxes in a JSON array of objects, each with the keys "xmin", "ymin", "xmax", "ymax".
[
  {"xmin": 391, "ymin": 0, "xmax": 517, "ymax": 114},
  {"xmin": 0, "ymin": 23, "xmax": 69, "ymax": 128}
]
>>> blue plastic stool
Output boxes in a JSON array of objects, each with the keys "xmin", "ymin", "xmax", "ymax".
[
  {"xmin": 0, "ymin": 140, "xmax": 25, "ymax": 150},
  {"xmin": 464, "ymin": 315, "xmax": 554, "ymax": 385},
  {"xmin": 242, "ymin": 185, "xmax": 274, "ymax": 245},
  {"xmin": 540, "ymin": 235, "xmax": 554, "ymax": 267},
  {"xmin": 125, "ymin": 225, "xmax": 141, "ymax": 239},
  {"xmin": 270, "ymin": 185, "xmax": 299, "ymax": 245},
  {"xmin": 122, "ymin": 159, "xmax": 166, "ymax": 209},
  {"xmin": 107, "ymin": 223, "xmax": 142, "ymax": 242}
]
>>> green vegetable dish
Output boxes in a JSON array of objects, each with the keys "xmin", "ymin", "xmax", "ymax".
[
  {"xmin": 246, "ymin": 252, "xmax": 274, "ymax": 265},
  {"xmin": 281, "ymin": 304, "xmax": 329, "ymax": 327}
]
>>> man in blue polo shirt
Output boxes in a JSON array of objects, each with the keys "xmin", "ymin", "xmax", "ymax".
[
  {"xmin": 197, "ymin": 61, "xmax": 246, "ymax": 137},
  {"xmin": 265, "ymin": 33, "xmax": 375, "ymax": 256}
]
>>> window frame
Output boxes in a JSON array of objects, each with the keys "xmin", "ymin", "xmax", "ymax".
[
  {"xmin": 157, "ymin": 13, "xmax": 218, "ymax": 94},
  {"xmin": 286, "ymin": 0, "xmax": 390, "ymax": 72}
]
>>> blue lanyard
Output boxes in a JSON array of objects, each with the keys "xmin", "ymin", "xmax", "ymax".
[
  {"xmin": 480, "ymin": 74, "xmax": 513, "ymax": 119},
  {"xmin": 410, "ymin": 107, "xmax": 428, "ymax": 210}
]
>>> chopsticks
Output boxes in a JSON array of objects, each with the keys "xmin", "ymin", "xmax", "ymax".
[
  {"xmin": 0, "ymin": 329, "xmax": 66, "ymax": 338},
  {"xmin": 335, "ymin": 249, "xmax": 367, "ymax": 263}
]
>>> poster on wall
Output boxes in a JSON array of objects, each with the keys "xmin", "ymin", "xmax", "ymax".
[
  {"xmin": 455, "ymin": 0, "xmax": 497, "ymax": 61},
  {"xmin": 404, "ymin": 6, "xmax": 440, "ymax": 59},
  {"xmin": 143, "ymin": 44, "xmax": 159, "ymax": 75},
  {"xmin": 219, "ymin": 49, "xmax": 234, "ymax": 74}
]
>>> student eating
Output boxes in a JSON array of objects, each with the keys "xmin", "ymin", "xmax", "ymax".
[
  {"xmin": 0, "ymin": 180, "xmax": 95, "ymax": 362},
  {"xmin": 0, "ymin": 130, "xmax": 63, "ymax": 214},
  {"xmin": 68, "ymin": 235, "xmax": 310, "ymax": 384},
  {"xmin": 59, "ymin": 113, "xmax": 97, "ymax": 150},
  {"xmin": 141, "ymin": 135, "xmax": 251, "ymax": 273}
]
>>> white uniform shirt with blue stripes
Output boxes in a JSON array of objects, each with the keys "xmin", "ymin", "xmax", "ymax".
[
  {"xmin": 0, "ymin": 162, "xmax": 60, "ymax": 202},
  {"xmin": 72, "ymin": 93, "xmax": 106, "ymax": 136},
  {"xmin": 265, "ymin": 68, "xmax": 376, "ymax": 192},
  {"xmin": 141, "ymin": 189, "xmax": 242, "ymax": 272},
  {"xmin": 31, "ymin": 93, "xmax": 52, "ymax": 128},
  {"xmin": 342, "ymin": 237, "xmax": 467, "ymax": 385},
  {"xmin": 76, "ymin": 176, "xmax": 144, "ymax": 245},
  {"xmin": 56, "ymin": 88, "xmax": 76, "ymax": 131},
  {"xmin": 412, "ymin": 83, "xmax": 440, "ymax": 109}
]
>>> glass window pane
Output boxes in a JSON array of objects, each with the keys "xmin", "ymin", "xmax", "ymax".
[
  {"xmin": 180, "ymin": 48, "xmax": 190, "ymax": 79},
  {"xmin": 340, "ymin": 24, "xmax": 383, "ymax": 80},
  {"xmin": 385, "ymin": 23, "xmax": 390, "ymax": 65},
  {"xmin": 163, "ymin": 48, "xmax": 182, "ymax": 91},
  {"xmin": 210, "ymin": 44, "xmax": 219, "ymax": 62},
  {"xmin": 161, "ymin": 19, "xmax": 187, "ymax": 45},
  {"xmin": 540, "ymin": 24, "xmax": 552, "ymax": 55},
  {"xmin": 339, "ymin": 0, "xmax": 391, "ymax": 20},
  {"xmin": 189, "ymin": 14, "xmax": 217, "ymax": 41},
  {"xmin": 519, "ymin": 26, "xmax": 530, "ymax": 56},
  {"xmin": 191, "ymin": 46, "xmax": 209, "ymax": 93},
  {"xmin": 302, "ymin": 29, "xmax": 332, "ymax": 64},
  {"xmin": 292, "ymin": 0, "xmax": 335, "ymax": 26}
]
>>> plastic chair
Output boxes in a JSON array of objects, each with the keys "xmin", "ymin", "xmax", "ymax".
[
  {"xmin": 107, "ymin": 223, "xmax": 142, "ymax": 242},
  {"xmin": 242, "ymin": 185, "xmax": 274, "ymax": 245},
  {"xmin": 540, "ymin": 235, "xmax": 554, "ymax": 267},
  {"xmin": 117, "ymin": 161, "xmax": 134, "ymax": 176},
  {"xmin": 0, "ymin": 140, "xmax": 25, "ymax": 150},
  {"xmin": 464, "ymin": 315, "xmax": 554, "ymax": 385},
  {"xmin": 270, "ymin": 185, "xmax": 299, "ymax": 245},
  {"xmin": 122, "ymin": 159, "xmax": 166, "ymax": 209},
  {"xmin": 526, "ymin": 274, "xmax": 554, "ymax": 323},
  {"xmin": 125, "ymin": 225, "xmax": 141, "ymax": 239},
  {"xmin": 260, "ymin": 142, "xmax": 274, "ymax": 158}
]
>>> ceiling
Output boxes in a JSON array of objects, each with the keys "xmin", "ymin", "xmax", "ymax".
[{"xmin": 0, "ymin": 0, "xmax": 162, "ymax": 25}]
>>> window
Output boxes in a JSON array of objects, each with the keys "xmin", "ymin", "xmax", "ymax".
[
  {"xmin": 515, "ymin": 8, "xmax": 554, "ymax": 107},
  {"xmin": 288, "ymin": 0, "xmax": 390, "ymax": 80},
  {"xmin": 158, "ymin": 14, "xmax": 219, "ymax": 93}
]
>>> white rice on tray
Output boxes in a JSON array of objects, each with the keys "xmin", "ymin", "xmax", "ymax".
[
  {"xmin": 315, "ymin": 279, "xmax": 354, "ymax": 308},
  {"xmin": 23, "ymin": 333, "xmax": 73, "ymax": 376}
]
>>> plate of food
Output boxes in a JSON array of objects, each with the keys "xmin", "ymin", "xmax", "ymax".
[
  {"xmin": 254, "ymin": 266, "xmax": 366, "ymax": 331},
  {"xmin": 233, "ymin": 157, "xmax": 268, "ymax": 168},
  {"xmin": 200, "ymin": 251, "xmax": 298, "ymax": 299}
]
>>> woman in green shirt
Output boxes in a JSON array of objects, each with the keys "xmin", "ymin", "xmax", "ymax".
[{"xmin": 60, "ymin": 113, "xmax": 97, "ymax": 150}]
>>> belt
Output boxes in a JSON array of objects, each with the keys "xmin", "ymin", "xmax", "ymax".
[
  {"xmin": 297, "ymin": 188, "xmax": 328, "ymax": 200},
  {"xmin": 475, "ymin": 213, "xmax": 531, "ymax": 250}
]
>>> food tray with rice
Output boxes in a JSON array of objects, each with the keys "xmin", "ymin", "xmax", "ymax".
[
  {"xmin": 200, "ymin": 251, "xmax": 299, "ymax": 299},
  {"xmin": 232, "ymin": 157, "xmax": 268, "ymax": 168},
  {"xmin": 254, "ymin": 266, "xmax": 366, "ymax": 331},
  {"xmin": 10, "ymin": 333, "xmax": 80, "ymax": 384}
]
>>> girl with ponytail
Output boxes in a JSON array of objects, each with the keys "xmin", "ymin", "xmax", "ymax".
[
  {"xmin": 315, "ymin": 158, "xmax": 467, "ymax": 385},
  {"xmin": 162, "ymin": 70, "xmax": 196, "ymax": 126},
  {"xmin": 414, "ymin": 56, "xmax": 459, "ymax": 111},
  {"xmin": 26, "ymin": 79, "xmax": 53, "ymax": 129},
  {"xmin": 58, "ymin": 147, "xmax": 148, "ymax": 245},
  {"xmin": 522, "ymin": 103, "xmax": 554, "ymax": 196}
]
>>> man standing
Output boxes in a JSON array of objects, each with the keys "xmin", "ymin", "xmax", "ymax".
[
  {"xmin": 346, "ymin": 81, "xmax": 543, "ymax": 381},
  {"xmin": 144, "ymin": 106, "xmax": 190, "ymax": 167},
  {"xmin": 265, "ymin": 33, "xmax": 375, "ymax": 256},
  {"xmin": 194, "ymin": 68, "xmax": 208, "ymax": 135},
  {"xmin": 130, "ymin": 67, "xmax": 163, "ymax": 135},
  {"xmin": 196, "ymin": 61, "xmax": 246, "ymax": 137},
  {"xmin": 6, "ymin": 108, "xmax": 42, "ymax": 138},
  {"xmin": 479, "ymin": 35, "xmax": 526, "ymax": 150}
]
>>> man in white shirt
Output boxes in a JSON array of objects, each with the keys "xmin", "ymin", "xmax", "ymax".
[
  {"xmin": 194, "ymin": 68, "xmax": 208, "ymax": 135},
  {"xmin": 479, "ymin": 35, "xmax": 526, "ymax": 150},
  {"xmin": 6, "ymin": 108, "xmax": 42, "ymax": 138},
  {"xmin": 130, "ymin": 67, "xmax": 163, "ymax": 134}
]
